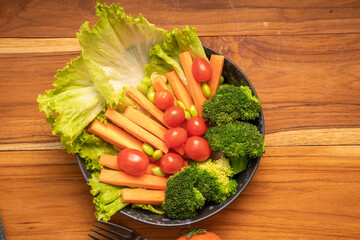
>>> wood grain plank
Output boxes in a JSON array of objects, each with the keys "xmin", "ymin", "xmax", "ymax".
[
  {"xmin": 266, "ymin": 128, "xmax": 360, "ymax": 147},
  {"xmin": 0, "ymin": 38, "xmax": 80, "ymax": 54},
  {"xmin": 0, "ymin": 51, "xmax": 80, "ymax": 146},
  {"xmin": 0, "ymin": 148, "xmax": 359, "ymax": 239},
  {"xmin": 0, "ymin": 150, "xmax": 95, "ymax": 239},
  {"xmin": 0, "ymin": 0, "xmax": 359, "ymax": 37},
  {"xmin": 1, "ymin": 34, "xmax": 359, "ymax": 148},
  {"xmin": 0, "ymin": 142, "xmax": 64, "ymax": 151}
]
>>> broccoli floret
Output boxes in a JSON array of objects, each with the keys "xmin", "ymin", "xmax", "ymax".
[
  {"xmin": 163, "ymin": 158, "xmax": 238, "ymax": 219},
  {"xmin": 162, "ymin": 166, "xmax": 206, "ymax": 219},
  {"xmin": 202, "ymin": 85, "xmax": 262, "ymax": 126},
  {"xmin": 204, "ymin": 121, "xmax": 265, "ymax": 174},
  {"xmin": 195, "ymin": 157, "xmax": 237, "ymax": 203}
]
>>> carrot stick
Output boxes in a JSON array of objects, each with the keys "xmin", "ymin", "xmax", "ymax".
[
  {"xmin": 179, "ymin": 51, "xmax": 207, "ymax": 116},
  {"xmin": 99, "ymin": 169, "xmax": 167, "ymax": 190},
  {"xmin": 123, "ymin": 106, "xmax": 167, "ymax": 140},
  {"xmin": 122, "ymin": 107, "xmax": 184, "ymax": 156},
  {"xmin": 125, "ymin": 86, "xmax": 166, "ymax": 126},
  {"xmin": 152, "ymin": 75, "xmax": 177, "ymax": 105},
  {"xmin": 165, "ymin": 70, "xmax": 194, "ymax": 111},
  {"xmin": 87, "ymin": 120, "xmax": 143, "ymax": 151},
  {"xmin": 99, "ymin": 154, "xmax": 121, "ymax": 170},
  {"xmin": 208, "ymin": 54, "xmax": 225, "ymax": 97},
  {"xmin": 122, "ymin": 188, "xmax": 165, "ymax": 205},
  {"xmin": 105, "ymin": 109, "xmax": 169, "ymax": 153},
  {"xmin": 99, "ymin": 154, "xmax": 160, "ymax": 175}
]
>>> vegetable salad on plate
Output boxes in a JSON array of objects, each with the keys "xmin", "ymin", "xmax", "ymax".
[{"xmin": 37, "ymin": 2, "xmax": 265, "ymax": 221}]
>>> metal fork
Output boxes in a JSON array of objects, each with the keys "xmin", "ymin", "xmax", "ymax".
[{"xmin": 89, "ymin": 220, "xmax": 147, "ymax": 240}]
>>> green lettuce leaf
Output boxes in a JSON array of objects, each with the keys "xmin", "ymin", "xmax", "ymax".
[
  {"xmin": 37, "ymin": 56, "xmax": 106, "ymax": 148},
  {"xmin": 89, "ymin": 173, "xmax": 129, "ymax": 221},
  {"xmin": 70, "ymin": 130, "xmax": 118, "ymax": 171},
  {"xmin": 146, "ymin": 26, "xmax": 207, "ymax": 89},
  {"xmin": 132, "ymin": 203, "xmax": 166, "ymax": 215},
  {"xmin": 174, "ymin": 26, "xmax": 208, "ymax": 61},
  {"xmin": 77, "ymin": 2, "xmax": 166, "ymax": 106}
]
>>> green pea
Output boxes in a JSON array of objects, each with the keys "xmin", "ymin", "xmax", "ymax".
[
  {"xmin": 142, "ymin": 143, "xmax": 154, "ymax": 156},
  {"xmin": 152, "ymin": 150, "xmax": 163, "ymax": 160},
  {"xmin": 143, "ymin": 76, "xmax": 152, "ymax": 87},
  {"xmin": 189, "ymin": 105, "xmax": 198, "ymax": 117},
  {"xmin": 147, "ymin": 86, "xmax": 155, "ymax": 103},
  {"xmin": 202, "ymin": 83, "xmax": 211, "ymax": 98},
  {"xmin": 219, "ymin": 75, "xmax": 225, "ymax": 84},
  {"xmin": 152, "ymin": 166, "xmax": 166, "ymax": 177},
  {"xmin": 185, "ymin": 110, "xmax": 191, "ymax": 120},
  {"xmin": 137, "ymin": 82, "xmax": 149, "ymax": 95},
  {"xmin": 217, "ymin": 84, "xmax": 229, "ymax": 91},
  {"xmin": 147, "ymin": 92, "xmax": 155, "ymax": 103},
  {"xmin": 148, "ymin": 86, "xmax": 155, "ymax": 94},
  {"xmin": 177, "ymin": 101, "xmax": 186, "ymax": 111}
]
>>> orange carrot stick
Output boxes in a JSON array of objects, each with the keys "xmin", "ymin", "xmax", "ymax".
[
  {"xmin": 123, "ymin": 107, "xmax": 184, "ymax": 156},
  {"xmin": 121, "ymin": 188, "xmax": 165, "ymax": 205},
  {"xmin": 99, "ymin": 154, "xmax": 160, "ymax": 175},
  {"xmin": 208, "ymin": 54, "xmax": 225, "ymax": 97},
  {"xmin": 99, "ymin": 169, "xmax": 167, "ymax": 190},
  {"xmin": 99, "ymin": 154, "xmax": 121, "ymax": 170},
  {"xmin": 165, "ymin": 70, "xmax": 194, "ymax": 111},
  {"xmin": 87, "ymin": 120, "xmax": 143, "ymax": 151},
  {"xmin": 179, "ymin": 51, "xmax": 207, "ymax": 116},
  {"xmin": 105, "ymin": 109, "xmax": 169, "ymax": 153},
  {"xmin": 123, "ymin": 106, "xmax": 167, "ymax": 140},
  {"xmin": 125, "ymin": 86, "xmax": 167, "ymax": 126}
]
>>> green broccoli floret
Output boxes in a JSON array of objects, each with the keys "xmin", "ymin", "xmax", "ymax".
[
  {"xmin": 204, "ymin": 121, "xmax": 265, "ymax": 174},
  {"xmin": 162, "ymin": 166, "xmax": 206, "ymax": 219},
  {"xmin": 163, "ymin": 158, "xmax": 238, "ymax": 219},
  {"xmin": 202, "ymin": 85, "xmax": 262, "ymax": 126},
  {"xmin": 195, "ymin": 157, "xmax": 237, "ymax": 203}
]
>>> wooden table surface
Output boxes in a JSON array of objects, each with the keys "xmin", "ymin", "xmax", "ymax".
[{"xmin": 1, "ymin": 0, "xmax": 359, "ymax": 239}]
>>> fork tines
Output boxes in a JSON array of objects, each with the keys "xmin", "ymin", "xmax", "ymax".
[{"xmin": 89, "ymin": 220, "xmax": 144, "ymax": 240}]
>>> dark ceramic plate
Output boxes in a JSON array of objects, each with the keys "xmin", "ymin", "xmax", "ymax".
[{"xmin": 76, "ymin": 45, "xmax": 265, "ymax": 227}]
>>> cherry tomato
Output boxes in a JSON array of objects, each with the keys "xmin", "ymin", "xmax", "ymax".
[
  {"xmin": 186, "ymin": 117, "xmax": 207, "ymax": 136},
  {"xmin": 177, "ymin": 232, "xmax": 221, "ymax": 240},
  {"xmin": 159, "ymin": 153, "xmax": 185, "ymax": 174},
  {"xmin": 163, "ymin": 106, "xmax": 185, "ymax": 127},
  {"xmin": 192, "ymin": 57, "xmax": 213, "ymax": 82},
  {"xmin": 154, "ymin": 89, "xmax": 174, "ymax": 110},
  {"xmin": 176, "ymin": 226, "xmax": 222, "ymax": 240},
  {"xmin": 117, "ymin": 149, "xmax": 149, "ymax": 175},
  {"xmin": 164, "ymin": 127, "xmax": 188, "ymax": 148},
  {"xmin": 184, "ymin": 136, "xmax": 211, "ymax": 162}
]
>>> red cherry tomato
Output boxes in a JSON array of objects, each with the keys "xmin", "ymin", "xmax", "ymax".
[
  {"xmin": 184, "ymin": 136, "xmax": 211, "ymax": 162},
  {"xmin": 192, "ymin": 57, "xmax": 213, "ymax": 82},
  {"xmin": 176, "ymin": 231, "xmax": 221, "ymax": 240},
  {"xmin": 163, "ymin": 106, "xmax": 185, "ymax": 127},
  {"xmin": 154, "ymin": 89, "xmax": 174, "ymax": 110},
  {"xmin": 117, "ymin": 149, "xmax": 149, "ymax": 175},
  {"xmin": 164, "ymin": 127, "xmax": 188, "ymax": 148},
  {"xmin": 186, "ymin": 117, "xmax": 208, "ymax": 136},
  {"xmin": 160, "ymin": 153, "xmax": 185, "ymax": 174}
]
